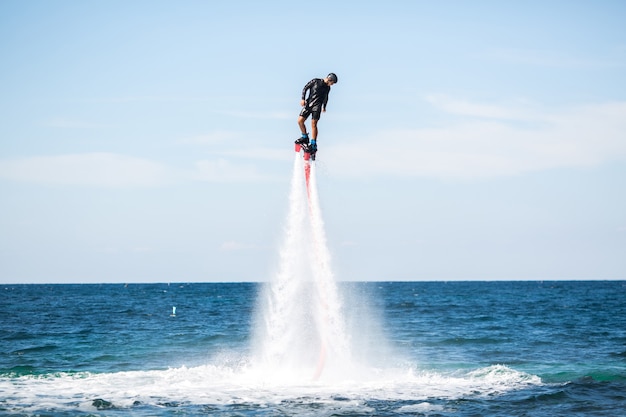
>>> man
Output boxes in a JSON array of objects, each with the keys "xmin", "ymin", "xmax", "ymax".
[{"xmin": 295, "ymin": 73, "xmax": 338, "ymax": 159}]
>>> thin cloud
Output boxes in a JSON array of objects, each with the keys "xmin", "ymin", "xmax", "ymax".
[
  {"xmin": 217, "ymin": 110, "xmax": 292, "ymax": 120},
  {"xmin": 485, "ymin": 47, "xmax": 626, "ymax": 69},
  {"xmin": 216, "ymin": 148, "xmax": 291, "ymax": 161},
  {"xmin": 0, "ymin": 153, "xmax": 173, "ymax": 187},
  {"xmin": 191, "ymin": 158, "xmax": 281, "ymax": 183},
  {"xmin": 324, "ymin": 99, "xmax": 626, "ymax": 180},
  {"xmin": 220, "ymin": 241, "xmax": 258, "ymax": 251},
  {"xmin": 44, "ymin": 118, "xmax": 114, "ymax": 129},
  {"xmin": 425, "ymin": 94, "xmax": 537, "ymax": 120},
  {"xmin": 0, "ymin": 153, "xmax": 285, "ymax": 186},
  {"xmin": 131, "ymin": 247, "xmax": 154, "ymax": 253},
  {"xmin": 179, "ymin": 131, "xmax": 242, "ymax": 145},
  {"xmin": 340, "ymin": 241, "xmax": 359, "ymax": 247},
  {"xmin": 68, "ymin": 95, "xmax": 218, "ymax": 104}
]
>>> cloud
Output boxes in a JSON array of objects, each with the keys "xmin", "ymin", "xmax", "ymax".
[
  {"xmin": 179, "ymin": 131, "xmax": 242, "ymax": 145},
  {"xmin": 131, "ymin": 247, "xmax": 154, "ymax": 253},
  {"xmin": 216, "ymin": 148, "xmax": 291, "ymax": 161},
  {"xmin": 218, "ymin": 110, "xmax": 291, "ymax": 120},
  {"xmin": 424, "ymin": 94, "xmax": 536, "ymax": 120},
  {"xmin": 191, "ymin": 158, "xmax": 280, "ymax": 182},
  {"xmin": 69, "ymin": 95, "xmax": 216, "ymax": 104},
  {"xmin": 485, "ymin": 47, "xmax": 626, "ymax": 69},
  {"xmin": 340, "ymin": 240, "xmax": 359, "ymax": 247},
  {"xmin": 324, "ymin": 99, "xmax": 626, "ymax": 180},
  {"xmin": 178, "ymin": 130, "xmax": 290, "ymax": 161},
  {"xmin": 0, "ymin": 153, "xmax": 172, "ymax": 187},
  {"xmin": 5, "ymin": 98, "xmax": 622, "ymax": 186},
  {"xmin": 220, "ymin": 241, "xmax": 258, "ymax": 251},
  {"xmin": 0, "ymin": 152, "xmax": 286, "ymax": 186},
  {"xmin": 43, "ymin": 118, "xmax": 113, "ymax": 129}
]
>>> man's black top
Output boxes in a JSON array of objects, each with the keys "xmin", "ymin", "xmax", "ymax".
[{"xmin": 301, "ymin": 78, "xmax": 331, "ymax": 111}]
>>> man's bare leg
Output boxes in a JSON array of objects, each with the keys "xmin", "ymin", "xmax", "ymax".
[
  {"xmin": 311, "ymin": 119, "xmax": 318, "ymax": 141},
  {"xmin": 298, "ymin": 116, "xmax": 308, "ymax": 135}
]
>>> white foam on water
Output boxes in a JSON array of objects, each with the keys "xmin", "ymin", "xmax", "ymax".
[{"xmin": 0, "ymin": 364, "xmax": 541, "ymax": 413}]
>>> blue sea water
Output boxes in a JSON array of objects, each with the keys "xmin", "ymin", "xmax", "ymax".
[{"xmin": 1, "ymin": 281, "xmax": 625, "ymax": 416}]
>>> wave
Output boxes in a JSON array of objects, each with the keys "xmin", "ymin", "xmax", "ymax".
[{"xmin": 0, "ymin": 362, "xmax": 541, "ymax": 414}]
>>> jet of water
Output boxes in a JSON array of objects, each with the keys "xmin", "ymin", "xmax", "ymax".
[{"xmin": 253, "ymin": 155, "xmax": 351, "ymax": 381}]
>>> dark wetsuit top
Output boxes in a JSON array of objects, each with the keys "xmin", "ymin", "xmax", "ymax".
[{"xmin": 301, "ymin": 78, "xmax": 331, "ymax": 118}]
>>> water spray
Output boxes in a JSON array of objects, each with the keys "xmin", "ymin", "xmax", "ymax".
[{"xmin": 254, "ymin": 152, "xmax": 350, "ymax": 381}]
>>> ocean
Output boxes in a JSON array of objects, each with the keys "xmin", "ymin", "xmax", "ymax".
[
  {"xmin": 1, "ymin": 281, "xmax": 625, "ymax": 416},
  {"xmin": 2, "ymin": 156, "xmax": 625, "ymax": 416}
]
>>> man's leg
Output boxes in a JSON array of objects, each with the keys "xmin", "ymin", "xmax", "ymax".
[
  {"xmin": 298, "ymin": 116, "xmax": 308, "ymax": 135},
  {"xmin": 311, "ymin": 118, "xmax": 318, "ymax": 141},
  {"xmin": 295, "ymin": 115, "xmax": 310, "ymax": 146}
]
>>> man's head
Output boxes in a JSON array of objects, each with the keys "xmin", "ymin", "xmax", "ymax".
[{"xmin": 325, "ymin": 73, "xmax": 338, "ymax": 85}]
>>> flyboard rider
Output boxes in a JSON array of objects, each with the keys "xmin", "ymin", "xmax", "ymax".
[{"xmin": 295, "ymin": 73, "xmax": 337, "ymax": 160}]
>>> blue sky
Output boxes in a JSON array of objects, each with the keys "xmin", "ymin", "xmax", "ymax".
[{"xmin": 1, "ymin": 0, "xmax": 625, "ymax": 283}]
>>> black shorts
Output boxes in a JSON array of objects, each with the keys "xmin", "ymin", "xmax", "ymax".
[{"xmin": 299, "ymin": 106, "xmax": 322, "ymax": 121}]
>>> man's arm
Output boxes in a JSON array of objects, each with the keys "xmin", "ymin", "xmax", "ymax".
[
  {"xmin": 301, "ymin": 79, "xmax": 315, "ymax": 102},
  {"xmin": 323, "ymin": 88, "xmax": 330, "ymax": 111}
]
